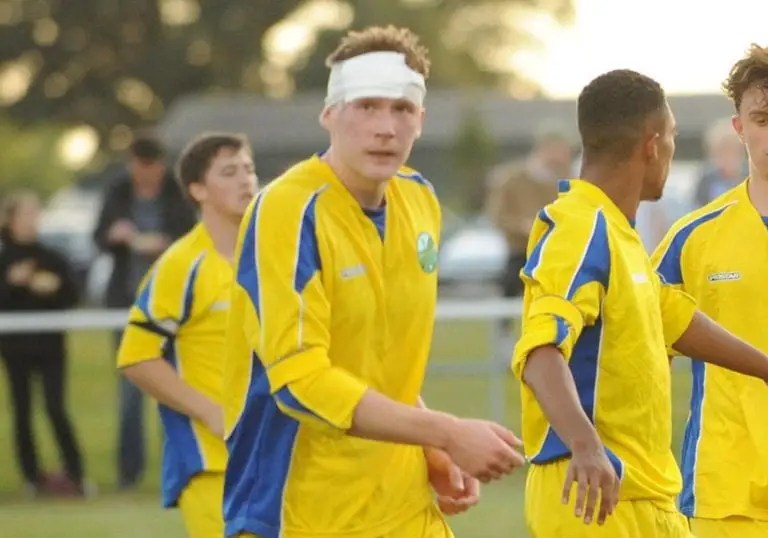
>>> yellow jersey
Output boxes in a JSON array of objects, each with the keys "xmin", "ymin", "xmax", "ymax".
[
  {"xmin": 117, "ymin": 223, "xmax": 231, "ymax": 507},
  {"xmin": 223, "ymin": 155, "xmax": 442, "ymax": 538},
  {"xmin": 512, "ymin": 179, "xmax": 697, "ymax": 508},
  {"xmin": 652, "ymin": 180, "xmax": 768, "ymax": 520}
]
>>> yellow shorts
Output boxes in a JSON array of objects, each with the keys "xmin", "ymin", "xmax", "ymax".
[
  {"xmin": 690, "ymin": 517, "xmax": 768, "ymax": 538},
  {"xmin": 526, "ymin": 461, "xmax": 693, "ymax": 538},
  {"xmin": 235, "ymin": 504, "xmax": 453, "ymax": 538},
  {"xmin": 178, "ymin": 472, "xmax": 225, "ymax": 538}
]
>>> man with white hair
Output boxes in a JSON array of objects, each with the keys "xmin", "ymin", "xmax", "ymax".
[{"xmin": 221, "ymin": 25, "xmax": 526, "ymax": 538}]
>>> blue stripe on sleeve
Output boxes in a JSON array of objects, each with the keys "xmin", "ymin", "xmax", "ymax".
[
  {"xmin": 656, "ymin": 204, "xmax": 733, "ymax": 285},
  {"xmin": 565, "ymin": 209, "xmax": 610, "ymax": 298},
  {"xmin": 397, "ymin": 170, "xmax": 436, "ymax": 194},
  {"xmin": 294, "ymin": 190, "xmax": 323, "ymax": 294},
  {"xmin": 521, "ymin": 208, "xmax": 556, "ymax": 279},
  {"xmin": 236, "ymin": 193, "xmax": 265, "ymax": 320}
]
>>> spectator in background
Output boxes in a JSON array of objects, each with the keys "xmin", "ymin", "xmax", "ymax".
[
  {"xmin": 694, "ymin": 117, "xmax": 747, "ymax": 207},
  {"xmin": 92, "ymin": 132, "xmax": 196, "ymax": 490},
  {"xmin": 485, "ymin": 123, "xmax": 574, "ymax": 299},
  {"xmin": 0, "ymin": 190, "xmax": 87, "ymax": 497}
]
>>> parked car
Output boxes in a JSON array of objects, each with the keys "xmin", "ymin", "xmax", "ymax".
[{"xmin": 38, "ymin": 186, "xmax": 105, "ymax": 304}]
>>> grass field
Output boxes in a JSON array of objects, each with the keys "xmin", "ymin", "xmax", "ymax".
[{"xmin": 0, "ymin": 320, "xmax": 693, "ymax": 537}]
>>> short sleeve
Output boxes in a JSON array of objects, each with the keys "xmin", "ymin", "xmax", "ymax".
[
  {"xmin": 512, "ymin": 206, "xmax": 611, "ymax": 379},
  {"xmin": 116, "ymin": 252, "xmax": 204, "ymax": 368}
]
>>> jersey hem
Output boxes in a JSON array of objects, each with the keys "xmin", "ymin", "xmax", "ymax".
[
  {"xmin": 685, "ymin": 504, "xmax": 768, "ymax": 521},
  {"xmin": 225, "ymin": 498, "xmax": 432, "ymax": 538}
]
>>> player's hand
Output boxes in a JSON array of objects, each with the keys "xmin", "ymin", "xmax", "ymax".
[
  {"xmin": 562, "ymin": 442, "xmax": 620, "ymax": 526},
  {"xmin": 131, "ymin": 232, "xmax": 169, "ymax": 255},
  {"xmin": 107, "ymin": 220, "xmax": 136, "ymax": 245},
  {"xmin": 443, "ymin": 418, "xmax": 525, "ymax": 483},
  {"xmin": 29, "ymin": 271, "xmax": 61, "ymax": 295},
  {"xmin": 425, "ymin": 447, "xmax": 481, "ymax": 515},
  {"xmin": 7, "ymin": 259, "xmax": 36, "ymax": 286}
]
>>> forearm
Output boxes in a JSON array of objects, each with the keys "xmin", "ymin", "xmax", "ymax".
[
  {"xmin": 674, "ymin": 311, "xmax": 768, "ymax": 380},
  {"xmin": 522, "ymin": 345, "xmax": 602, "ymax": 452},
  {"xmin": 122, "ymin": 359, "xmax": 219, "ymax": 422},
  {"xmin": 349, "ymin": 389, "xmax": 456, "ymax": 449}
]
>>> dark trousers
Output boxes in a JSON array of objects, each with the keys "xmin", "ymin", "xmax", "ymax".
[
  {"xmin": 114, "ymin": 330, "xmax": 145, "ymax": 488},
  {"xmin": 2, "ymin": 350, "xmax": 84, "ymax": 484}
]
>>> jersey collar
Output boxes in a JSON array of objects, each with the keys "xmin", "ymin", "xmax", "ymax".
[{"xmin": 558, "ymin": 179, "xmax": 638, "ymax": 230}]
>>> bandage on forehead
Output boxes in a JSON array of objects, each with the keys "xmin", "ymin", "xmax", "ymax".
[{"xmin": 325, "ymin": 51, "xmax": 426, "ymax": 107}]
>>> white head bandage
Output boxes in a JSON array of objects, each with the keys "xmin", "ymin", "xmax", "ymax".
[{"xmin": 325, "ymin": 51, "xmax": 426, "ymax": 107}]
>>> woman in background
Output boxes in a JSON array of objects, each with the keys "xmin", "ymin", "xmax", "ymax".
[{"xmin": 0, "ymin": 190, "xmax": 87, "ymax": 497}]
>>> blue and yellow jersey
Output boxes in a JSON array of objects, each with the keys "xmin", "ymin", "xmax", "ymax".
[
  {"xmin": 117, "ymin": 223, "xmax": 231, "ymax": 507},
  {"xmin": 512, "ymin": 179, "xmax": 697, "ymax": 509},
  {"xmin": 223, "ymin": 155, "xmax": 441, "ymax": 538},
  {"xmin": 652, "ymin": 179, "xmax": 768, "ymax": 520}
]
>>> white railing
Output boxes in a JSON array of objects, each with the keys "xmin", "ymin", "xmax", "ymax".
[{"xmin": 0, "ymin": 298, "xmax": 523, "ymax": 422}]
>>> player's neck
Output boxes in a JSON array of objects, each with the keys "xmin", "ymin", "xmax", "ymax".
[
  {"xmin": 323, "ymin": 149, "xmax": 386, "ymax": 210},
  {"xmin": 747, "ymin": 163, "xmax": 768, "ymax": 216},
  {"xmin": 580, "ymin": 162, "xmax": 642, "ymax": 222},
  {"xmin": 200, "ymin": 209, "xmax": 239, "ymax": 261}
]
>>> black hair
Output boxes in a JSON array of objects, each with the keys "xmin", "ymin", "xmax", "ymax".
[{"xmin": 578, "ymin": 69, "xmax": 667, "ymax": 161}]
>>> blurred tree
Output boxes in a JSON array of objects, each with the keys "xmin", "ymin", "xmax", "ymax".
[
  {"xmin": 0, "ymin": 118, "xmax": 75, "ymax": 200},
  {"xmin": 452, "ymin": 103, "xmax": 497, "ymax": 212},
  {"xmin": 0, "ymin": 0, "xmax": 572, "ymax": 151}
]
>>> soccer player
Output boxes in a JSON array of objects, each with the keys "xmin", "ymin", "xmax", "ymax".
[
  {"xmin": 117, "ymin": 133, "xmax": 258, "ymax": 538},
  {"xmin": 651, "ymin": 44, "xmax": 768, "ymax": 538},
  {"xmin": 223, "ymin": 25, "xmax": 525, "ymax": 538},
  {"xmin": 512, "ymin": 69, "xmax": 768, "ymax": 538}
]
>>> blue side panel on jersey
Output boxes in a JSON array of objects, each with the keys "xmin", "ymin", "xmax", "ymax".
[
  {"xmin": 237, "ymin": 194, "xmax": 265, "ymax": 320},
  {"xmin": 224, "ymin": 354, "xmax": 300, "ymax": 538},
  {"xmin": 158, "ymin": 343, "xmax": 204, "ymax": 507},
  {"xmin": 294, "ymin": 191, "xmax": 322, "ymax": 294},
  {"xmin": 530, "ymin": 317, "xmax": 624, "ymax": 478},
  {"xmin": 521, "ymin": 209, "xmax": 555, "ymax": 279},
  {"xmin": 679, "ymin": 359, "xmax": 706, "ymax": 516},
  {"xmin": 656, "ymin": 205, "xmax": 732, "ymax": 285}
]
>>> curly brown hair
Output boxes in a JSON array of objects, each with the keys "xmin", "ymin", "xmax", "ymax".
[
  {"xmin": 723, "ymin": 43, "xmax": 768, "ymax": 112},
  {"xmin": 325, "ymin": 25, "xmax": 431, "ymax": 79}
]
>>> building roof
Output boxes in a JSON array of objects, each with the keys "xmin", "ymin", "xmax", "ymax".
[{"xmin": 158, "ymin": 89, "xmax": 735, "ymax": 152}]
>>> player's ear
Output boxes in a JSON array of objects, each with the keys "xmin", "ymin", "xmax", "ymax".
[
  {"xmin": 319, "ymin": 106, "xmax": 333, "ymax": 132},
  {"xmin": 415, "ymin": 107, "xmax": 426, "ymax": 139},
  {"xmin": 732, "ymin": 114, "xmax": 745, "ymax": 143},
  {"xmin": 188, "ymin": 181, "xmax": 206, "ymax": 205},
  {"xmin": 645, "ymin": 132, "xmax": 660, "ymax": 162}
]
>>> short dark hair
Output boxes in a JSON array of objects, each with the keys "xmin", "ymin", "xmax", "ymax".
[
  {"xmin": 129, "ymin": 131, "xmax": 165, "ymax": 162},
  {"xmin": 175, "ymin": 132, "xmax": 251, "ymax": 204},
  {"xmin": 577, "ymin": 69, "xmax": 667, "ymax": 161},
  {"xmin": 723, "ymin": 43, "xmax": 768, "ymax": 112}
]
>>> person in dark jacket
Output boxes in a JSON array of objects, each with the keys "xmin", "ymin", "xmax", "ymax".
[
  {"xmin": 0, "ymin": 190, "xmax": 87, "ymax": 496},
  {"xmin": 92, "ymin": 132, "xmax": 196, "ymax": 489}
]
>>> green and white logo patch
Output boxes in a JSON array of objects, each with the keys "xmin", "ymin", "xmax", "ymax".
[{"xmin": 416, "ymin": 232, "xmax": 438, "ymax": 273}]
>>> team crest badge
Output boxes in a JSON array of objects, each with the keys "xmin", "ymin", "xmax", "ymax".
[{"xmin": 416, "ymin": 232, "xmax": 438, "ymax": 273}]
